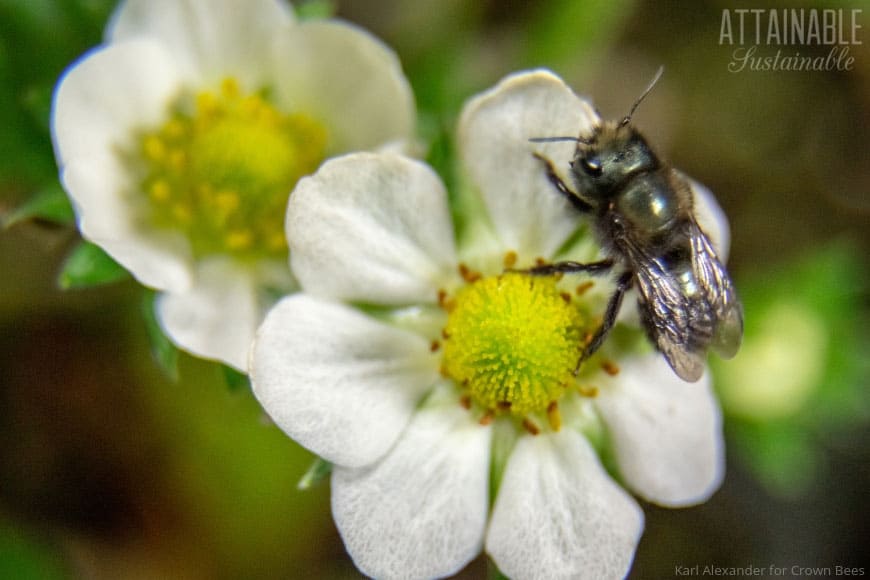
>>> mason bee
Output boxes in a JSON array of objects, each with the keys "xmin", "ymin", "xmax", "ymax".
[{"xmin": 529, "ymin": 68, "xmax": 743, "ymax": 382}]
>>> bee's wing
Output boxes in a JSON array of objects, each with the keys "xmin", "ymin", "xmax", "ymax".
[
  {"xmin": 632, "ymin": 254, "xmax": 707, "ymax": 383},
  {"xmin": 690, "ymin": 223, "xmax": 743, "ymax": 359}
]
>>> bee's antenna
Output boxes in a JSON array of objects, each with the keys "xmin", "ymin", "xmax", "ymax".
[
  {"xmin": 621, "ymin": 66, "xmax": 664, "ymax": 126},
  {"xmin": 529, "ymin": 136, "xmax": 593, "ymax": 144}
]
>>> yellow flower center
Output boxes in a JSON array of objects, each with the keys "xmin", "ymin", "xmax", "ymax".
[
  {"xmin": 135, "ymin": 77, "xmax": 328, "ymax": 261},
  {"xmin": 441, "ymin": 272, "xmax": 586, "ymax": 417}
]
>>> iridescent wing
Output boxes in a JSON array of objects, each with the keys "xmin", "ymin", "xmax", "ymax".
[
  {"xmin": 631, "ymin": 245, "xmax": 707, "ymax": 382},
  {"xmin": 628, "ymin": 219, "xmax": 742, "ymax": 382},
  {"xmin": 690, "ymin": 222, "xmax": 743, "ymax": 359}
]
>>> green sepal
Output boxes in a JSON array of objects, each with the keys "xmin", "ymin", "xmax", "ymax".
[
  {"xmin": 221, "ymin": 364, "xmax": 250, "ymax": 392},
  {"xmin": 141, "ymin": 290, "xmax": 180, "ymax": 381},
  {"xmin": 487, "ymin": 559, "xmax": 511, "ymax": 580},
  {"xmin": 3, "ymin": 183, "xmax": 75, "ymax": 228},
  {"xmin": 57, "ymin": 240, "xmax": 130, "ymax": 289},
  {"xmin": 297, "ymin": 456, "xmax": 333, "ymax": 490}
]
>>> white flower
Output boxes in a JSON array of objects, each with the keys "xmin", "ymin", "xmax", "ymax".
[
  {"xmin": 251, "ymin": 70, "xmax": 725, "ymax": 579},
  {"xmin": 51, "ymin": 0, "xmax": 415, "ymax": 370}
]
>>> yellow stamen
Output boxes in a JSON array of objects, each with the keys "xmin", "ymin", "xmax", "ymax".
[
  {"xmin": 441, "ymin": 272, "xmax": 588, "ymax": 416},
  {"xmin": 547, "ymin": 401, "xmax": 562, "ymax": 431},
  {"xmin": 149, "ymin": 180, "xmax": 170, "ymax": 202},
  {"xmin": 133, "ymin": 76, "xmax": 328, "ymax": 261}
]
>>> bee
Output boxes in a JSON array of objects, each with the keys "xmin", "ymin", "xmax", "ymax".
[{"xmin": 529, "ymin": 68, "xmax": 742, "ymax": 382}]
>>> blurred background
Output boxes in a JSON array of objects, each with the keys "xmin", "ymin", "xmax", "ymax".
[{"xmin": 1, "ymin": 0, "xmax": 867, "ymax": 578}]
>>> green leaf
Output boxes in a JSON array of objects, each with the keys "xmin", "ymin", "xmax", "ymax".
[
  {"xmin": 141, "ymin": 290, "xmax": 180, "ymax": 381},
  {"xmin": 57, "ymin": 240, "xmax": 130, "ymax": 289},
  {"xmin": 297, "ymin": 457, "xmax": 332, "ymax": 490},
  {"xmin": 3, "ymin": 182, "xmax": 74, "ymax": 227},
  {"xmin": 221, "ymin": 364, "xmax": 249, "ymax": 392}
]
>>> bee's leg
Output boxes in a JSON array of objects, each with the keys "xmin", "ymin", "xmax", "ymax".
[
  {"xmin": 574, "ymin": 271, "xmax": 634, "ymax": 375},
  {"xmin": 532, "ymin": 152, "xmax": 594, "ymax": 213},
  {"xmin": 527, "ymin": 259, "xmax": 613, "ymax": 277}
]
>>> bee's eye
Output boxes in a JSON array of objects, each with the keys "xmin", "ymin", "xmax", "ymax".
[{"xmin": 581, "ymin": 157, "xmax": 603, "ymax": 177}]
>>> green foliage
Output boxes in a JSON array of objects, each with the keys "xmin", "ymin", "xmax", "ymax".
[
  {"xmin": 141, "ymin": 290, "xmax": 181, "ymax": 381},
  {"xmin": 712, "ymin": 241, "xmax": 868, "ymax": 497},
  {"xmin": 297, "ymin": 456, "xmax": 332, "ymax": 490},
  {"xmin": 57, "ymin": 239, "xmax": 130, "ymax": 289},
  {"xmin": 221, "ymin": 364, "xmax": 250, "ymax": 392},
  {"xmin": 522, "ymin": 0, "xmax": 637, "ymax": 69},
  {"xmin": 2, "ymin": 182, "xmax": 74, "ymax": 227},
  {"xmin": 140, "ymin": 355, "xmax": 331, "ymax": 577},
  {"xmin": 730, "ymin": 420, "xmax": 820, "ymax": 499},
  {"xmin": 0, "ymin": 0, "xmax": 114, "ymax": 185},
  {"xmin": 488, "ymin": 561, "xmax": 511, "ymax": 580}
]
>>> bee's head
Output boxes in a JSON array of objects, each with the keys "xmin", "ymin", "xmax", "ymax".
[
  {"xmin": 569, "ymin": 122, "xmax": 658, "ymax": 199},
  {"xmin": 530, "ymin": 66, "xmax": 666, "ymax": 207}
]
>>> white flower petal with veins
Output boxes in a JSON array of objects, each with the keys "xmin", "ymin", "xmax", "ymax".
[
  {"xmin": 486, "ymin": 428, "xmax": 644, "ymax": 580},
  {"xmin": 459, "ymin": 69, "xmax": 598, "ymax": 259},
  {"xmin": 332, "ymin": 398, "xmax": 491, "ymax": 580},
  {"xmin": 52, "ymin": 40, "xmax": 181, "ymax": 165},
  {"xmin": 594, "ymin": 356, "xmax": 725, "ymax": 507},
  {"xmin": 274, "ymin": 20, "xmax": 416, "ymax": 153},
  {"xmin": 288, "ymin": 153, "xmax": 459, "ymax": 305},
  {"xmin": 60, "ymin": 153, "xmax": 193, "ymax": 293},
  {"xmin": 157, "ymin": 258, "xmax": 261, "ymax": 371},
  {"xmin": 250, "ymin": 294, "xmax": 439, "ymax": 467},
  {"xmin": 107, "ymin": 0, "xmax": 294, "ymax": 87}
]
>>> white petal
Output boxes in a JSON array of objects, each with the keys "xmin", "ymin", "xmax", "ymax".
[
  {"xmin": 52, "ymin": 39, "xmax": 181, "ymax": 166},
  {"xmin": 107, "ymin": 0, "xmax": 294, "ymax": 87},
  {"xmin": 594, "ymin": 355, "xmax": 725, "ymax": 507},
  {"xmin": 156, "ymin": 258, "xmax": 261, "ymax": 371},
  {"xmin": 51, "ymin": 40, "xmax": 194, "ymax": 292},
  {"xmin": 249, "ymin": 294, "xmax": 438, "ymax": 467},
  {"xmin": 332, "ymin": 401, "xmax": 491, "ymax": 580},
  {"xmin": 273, "ymin": 20, "xmax": 415, "ymax": 152},
  {"xmin": 287, "ymin": 153, "xmax": 458, "ymax": 304},
  {"xmin": 61, "ymin": 156, "xmax": 193, "ymax": 292},
  {"xmin": 459, "ymin": 70, "xmax": 599, "ymax": 259},
  {"xmin": 687, "ymin": 176, "xmax": 731, "ymax": 263},
  {"xmin": 486, "ymin": 429, "xmax": 643, "ymax": 580}
]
